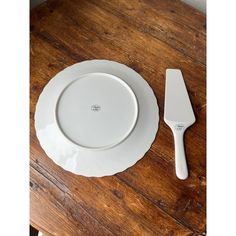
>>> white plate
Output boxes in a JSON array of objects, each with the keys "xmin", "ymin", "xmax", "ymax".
[{"xmin": 35, "ymin": 60, "xmax": 159, "ymax": 177}]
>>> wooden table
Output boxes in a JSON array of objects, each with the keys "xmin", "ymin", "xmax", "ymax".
[{"xmin": 30, "ymin": 0, "xmax": 206, "ymax": 235}]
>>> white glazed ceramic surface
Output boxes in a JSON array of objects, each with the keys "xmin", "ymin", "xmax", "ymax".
[
  {"xmin": 164, "ymin": 69, "xmax": 196, "ymax": 180},
  {"xmin": 35, "ymin": 60, "xmax": 159, "ymax": 177}
]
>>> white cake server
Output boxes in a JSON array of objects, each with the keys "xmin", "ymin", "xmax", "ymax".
[{"xmin": 164, "ymin": 69, "xmax": 196, "ymax": 180}]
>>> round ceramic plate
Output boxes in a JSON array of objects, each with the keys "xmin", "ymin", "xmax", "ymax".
[{"xmin": 35, "ymin": 60, "xmax": 159, "ymax": 177}]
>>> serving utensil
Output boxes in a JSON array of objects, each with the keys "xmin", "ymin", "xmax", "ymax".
[{"xmin": 164, "ymin": 69, "xmax": 195, "ymax": 180}]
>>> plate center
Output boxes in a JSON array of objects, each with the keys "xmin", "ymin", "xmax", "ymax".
[{"xmin": 55, "ymin": 73, "xmax": 138, "ymax": 149}]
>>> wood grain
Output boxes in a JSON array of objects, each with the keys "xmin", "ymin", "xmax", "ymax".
[{"xmin": 30, "ymin": 0, "xmax": 206, "ymax": 235}]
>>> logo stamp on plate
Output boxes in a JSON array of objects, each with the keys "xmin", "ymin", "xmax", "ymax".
[{"xmin": 91, "ymin": 104, "xmax": 101, "ymax": 112}]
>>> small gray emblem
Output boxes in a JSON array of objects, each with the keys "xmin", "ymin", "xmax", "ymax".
[
  {"xmin": 174, "ymin": 124, "xmax": 185, "ymax": 131},
  {"xmin": 91, "ymin": 104, "xmax": 101, "ymax": 112}
]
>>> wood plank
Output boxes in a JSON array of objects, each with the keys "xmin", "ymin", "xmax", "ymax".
[
  {"xmin": 30, "ymin": 125, "xmax": 205, "ymax": 233},
  {"xmin": 142, "ymin": 0, "xmax": 206, "ymax": 35},
  {"xmin": 31, "ymin": 151, "xmax": 194, "ymax": 235},
  {"xmin": 87, "ymin": 0, "xmax": 206, "ymax": 64},
  {"xmin": 31, "ymin": 0, "xmax": 206, "ymax": 73},
  {"xmin": 31, "ymin": 165, "xmax": 114, "ymax": 236}
]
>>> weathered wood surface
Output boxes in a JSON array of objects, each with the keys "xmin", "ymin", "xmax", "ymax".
[{"xmin": 30, "ymin": 0, "xmax": 206, "ymax": 235}]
